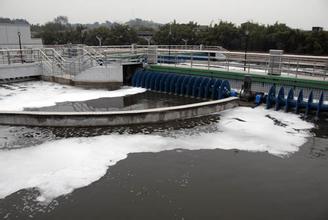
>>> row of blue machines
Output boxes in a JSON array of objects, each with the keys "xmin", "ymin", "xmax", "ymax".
[
  {"xmin": 264, "ymin": 85, "xmax": 328, "ymax": 117},
  {"xmin": 132, "ymin": 70, "xmax": 328, "ymax": 117},
  {"xmin": 132, "ymin": 69, "xmax": 232, "ymax": 100}
]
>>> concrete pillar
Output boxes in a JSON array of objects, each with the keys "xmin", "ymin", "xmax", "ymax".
[
  {"xmin": 268, "ymin": 50, "xmax": 283, "ymax": 76},
  {"xmin": 131, "ymin": 44, "xmax": 137, "ymax": 54},
  {"xmin": 147, "ymin": 46, "xmax": 158, "ymax": 64}
]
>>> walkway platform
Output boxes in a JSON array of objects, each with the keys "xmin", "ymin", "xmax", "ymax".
[{"xmin": 150, "ymin": 65, "xmax": 328, "ymax": 91}]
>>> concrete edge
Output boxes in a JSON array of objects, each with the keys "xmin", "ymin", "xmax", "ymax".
[
  {"xmin": 41, "ymin": 75, "xmax": 123, "ymax": 90},
  {"xmin": 0, "ymin": 97, "xmax": 239, "ymax": 127},
  {"xmin": 0, "ymin": 97, "xmax": 238, "ymax": 116},
  {"xmin": 0, "ymin": 63, "xmax": 40, "ymax": 69}
]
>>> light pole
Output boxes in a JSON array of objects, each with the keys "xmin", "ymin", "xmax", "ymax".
[
  {"xmin": 244, "ymin": 30, "xmax": 249, "ymax": 71},
  {"xmin": 168, "ymin": 23, "xmax": 172, "ymax": 59},
  {"xmin": 96, "ymin": 36, "xmax": 102, "ymax": 47},
  {"xmin": 81, "ymin": 29, "xmax": 87, "ymax": 44},
  {"xmin": 182, "ymin": 39, "xmax": 188, "ymax": 48},
  {"xmin": 17, "ymin": 32, "xmax": 23, "ymax": 64},
  {"xmin": 145, "ymin": 36, "xmax": 152, "ymax": 46}
]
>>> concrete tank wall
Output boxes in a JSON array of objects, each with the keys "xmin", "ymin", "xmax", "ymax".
[
  {"xmin": 41, "ymin": 63, "xmax": 124, "ymax": 89},
  {"xmin": 0, "ymin": 63, "xmax": 41, "ymax": 80},
  {"xmin": 0, "ymin": 58, "xmax": 129, "ymax": 89},
  {"xmin": 74, "ymin": 64, "xmax": 123, "ymax": 82},
  {"xmin": 0, "ymin": 97, "xmax": 238, "ymax": 127}
]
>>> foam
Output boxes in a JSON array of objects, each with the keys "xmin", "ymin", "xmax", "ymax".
[
  {"xmin": 0, "ymin": 106, "xmax": 314, "ymax": 202},
  {"xmin": 0, "ymin": 81, "xmax": 146, "ymax": 111}
]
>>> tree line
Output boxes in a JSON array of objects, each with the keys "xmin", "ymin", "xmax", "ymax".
[{"xmin": 30, "ymin": 16, "xmax": 328, "ymax": 55}]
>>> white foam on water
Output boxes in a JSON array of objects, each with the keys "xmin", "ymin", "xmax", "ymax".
[
  {"xmin": 0, "ymin": 107, "xmax": 314, "ymax": 202},
  {"xmin": 0, "ymin": 81, "xmax": 146, "ymax": 111}
]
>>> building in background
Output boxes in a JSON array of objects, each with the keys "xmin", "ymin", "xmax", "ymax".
[
  {"xmin": 312, "ymin": 26, "xmax": 323, "ymax": 32},
  {"xmin": 0, "ymin": 22, "xmax": 43, "ymax": 49}
]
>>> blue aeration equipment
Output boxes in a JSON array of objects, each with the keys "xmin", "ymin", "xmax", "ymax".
[
  {"xmin": 265, "ymin": 85, "xmax": 328, "ymax": 117},
  {"xmin": 132, "ymin": 69, "xmax": 231, "ymax": 100}
]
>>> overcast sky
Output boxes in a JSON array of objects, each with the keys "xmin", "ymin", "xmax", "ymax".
[{"xmin": 0, "ymin": 0, "xmax": 327, "ymax": 30}]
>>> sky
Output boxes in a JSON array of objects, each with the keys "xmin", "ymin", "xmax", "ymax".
[{"xmin": 0, "ymin": 0, "xmax": 327, "ymax": 30}]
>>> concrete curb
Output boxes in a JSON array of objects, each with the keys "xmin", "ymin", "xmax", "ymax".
[{"xmin": 0, "ymin": 97, "xmax": 239, "ymax": 127}]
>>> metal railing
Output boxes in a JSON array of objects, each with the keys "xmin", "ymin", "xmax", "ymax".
[
  {"xmin": 1, "ymin": 45, "xmax": 327, "ymax": 82},
  {"xmin": 0, "ymin": 48, "xmax": 41, "ymax": 65},
  {"xmin": 156, "ymin": 49, "xmax": 328, "ymax": 81},
  {"xmin": 0, "ymin": 48, "xmax": 99, "ymax": 78}
]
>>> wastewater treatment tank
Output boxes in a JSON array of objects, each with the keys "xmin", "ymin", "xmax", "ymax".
[{"xmin": 0, "ymin": 78, "xmax": 327, "ymax": 220}]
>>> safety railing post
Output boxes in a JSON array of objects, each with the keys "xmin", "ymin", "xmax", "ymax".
[
  {"xmin": 312, "ymin": 61, "xmax": 316, "ymax": 77},
  {"xmin": 324, "ymin": 61, "xmax": 328, "ymax": 80},
  {"xmin": 38, "ymin": 50, "xmax": 41, "ymax": 63},
  {"xmin": 226, "ymin": 53, "xmax": 230, "ymax": 72},
  {"xmin": 52, "ymin": 60, "xmax": 54, "ymax": 75},
  {"xmin": 174, "ymin": 53, "xmax": 177, "ymax": 67},
  {"xmin": 7, "ymin": 50, "xmax": 11, "ymax": 64},
  {"xmin": 79, "ymin": 57, "xmax": 81, "ymax": 73},
  {"xmin": 208, "ymin": 52, "xmax": 210, "ymax": 70},
  {"xmin": 296, "ymin": 59, "xmax": 299, "ymax": 78},
  {"xmin": 287, "ymin": 58, "xmax": 290, "ymax": 76}
]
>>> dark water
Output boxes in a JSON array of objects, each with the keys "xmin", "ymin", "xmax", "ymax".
[
  {"xmin": 25, "ymin": 91, "xmax": 203, "ymax": 112},
  {"xmin": 34, "ymin": 140, "xmax": 328, "ymax": 220},
  {"xmin": 0, "ymin": 115, "xmax": 327, "ymax": 220}
]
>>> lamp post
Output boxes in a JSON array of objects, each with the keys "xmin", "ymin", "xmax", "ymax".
[
  {"xmin": 182, "ymin": 39, "xmax": 188, "ymax": 48},
  {"xmin": 168, "ymin": 23, "xmax": 172, "ymax": 59},
  {"xmin": 96, "ymin": 36, "xmax": 102, "ymax": 47},
  {"xmin": 81, "ymin": 29, "xmax": 87, "ymax": 44},
  {"xmin": 17, "ymin": 32, "xmax": 23, "ymax": 64},
  {"xmin": 145, "ymin": 36, "xmax": 152, "ymax": 46},
  {"xmin": 244, "ymin": 30, "xmax": 249, "ymax": 71}
]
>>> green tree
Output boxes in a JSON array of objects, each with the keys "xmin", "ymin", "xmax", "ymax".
[{"xmin": 29, "ymin": 16, "xmax": 328, "ymax": 55}]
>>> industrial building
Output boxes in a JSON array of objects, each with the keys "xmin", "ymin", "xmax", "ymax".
[{"xmin": 0, "ymin": 22, "xmax": 42, "ymax": 49}]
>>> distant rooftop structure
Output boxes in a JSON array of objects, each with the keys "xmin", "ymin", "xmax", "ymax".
[
  {"xmin": 0, "ymin": 17, "xmax": 29, "ymax": 25},
  {"xmin": 312, "ymin": 27, "xmax": 323, "ymax": 32},
  {"xmin": 0, "ymin": 22, "xmax": 43, "ymax": 49},
  {"xmin": 137, "ymin": 31, "xmax": 153, "ymax": 37},
  {"xmin": 138, "ymin": 31, "xmax": 153, "ymax": 45}
]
